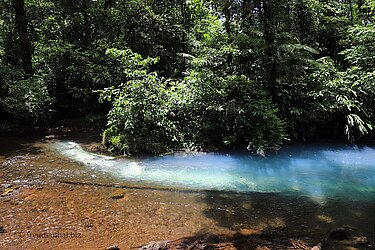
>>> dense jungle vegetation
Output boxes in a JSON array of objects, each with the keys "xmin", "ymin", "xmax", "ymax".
[{"xmin": 1, "ymin": 0, "xmax": 375, "ymax": 155}]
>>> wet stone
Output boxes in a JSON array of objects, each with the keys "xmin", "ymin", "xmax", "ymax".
[{"xmin": 110, "ymin": 189, "xmax": 126, "ymax": 199}]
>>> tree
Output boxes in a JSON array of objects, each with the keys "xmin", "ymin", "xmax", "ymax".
[{"xmin": 10, "ymin": 0, "xmax": 33, "ymax": 75}]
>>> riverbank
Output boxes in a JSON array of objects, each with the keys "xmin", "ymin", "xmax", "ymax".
[{"xmin": 0, "ymin": 135, "xmax": 373, "ymax": 250}]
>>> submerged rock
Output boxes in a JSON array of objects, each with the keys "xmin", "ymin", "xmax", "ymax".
[
  {"xmin": 329, "ymin": 227, "xmax": 350, "ymax": 241},
  {"xmin": 110, "ymin": 189, "xmax": 126, "ymax": 199},
  {"xmin": 342, "ymin": 236, "xmax": 373, "ymax": 248},
  {"xmin": 351, "ymin": 236, "xmax": 371, "ymax": 246}
]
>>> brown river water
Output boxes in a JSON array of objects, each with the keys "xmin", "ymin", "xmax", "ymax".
[{"xmin": 0, "ymin": 132, "xmax": 374, "ymax": 250}]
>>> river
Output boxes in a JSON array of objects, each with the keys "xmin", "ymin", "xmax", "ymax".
[{"xmin": 0, "ymin": 134, "xmax": 374, "ymax": 249}]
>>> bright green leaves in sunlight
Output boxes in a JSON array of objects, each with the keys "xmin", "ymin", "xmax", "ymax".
[
  {"xmin": 337, "ymin": 24, "xmax": 375, "ymax": 140},
  {"xmin": 1, "ymin": 0, "xmax": 375, "ymax": 154},
  {"xmin": 99, "ymin": 48, "xmax": 178, "ymax": 155},
  {"xmin": 99, "ymin": 46, "xmax": 286, "ymax": 155}
]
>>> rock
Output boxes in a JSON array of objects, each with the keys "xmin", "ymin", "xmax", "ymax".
[
  {"xmin": 311, "ymin": 243, "xmax": 321, "ymax": 250},
  {"xmin": 351, "ymin": 236, "xmax": 371, "ymax": 247},
  {"xmin": 329, "ymin": 227, "xmax": 350, "ymax": 241},
  {"xmin": 138, "ymin": 241, "xmax": 169, "ymax": 250},
  {"xmin": 0, "ymin": 226, "xmax": 4, "ymax": 233},
  {"xmin": 317, "ymin": 214, "xmax": 333, "ymax": 224},
  {"xmin": 110, "ymin": 189, "xmax": 126, "ymax": 199},
  {"xmin": 106, "ymin": 243, "xmax": 120, "ymax": 250},
  {"xmin": 241, "ymin": 202, "xmax": 252, "ymax": 210}
]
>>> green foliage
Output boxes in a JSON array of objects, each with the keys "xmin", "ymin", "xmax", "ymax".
[
  {"xmin": 99, "ymin": 48, "xmax": 180, "ymax": 155},
  {"xmin": 0, "ymin": 75, "xmax": 54, "ymax": 122},
  {"xmin": 99, "ymin": 46, "xmax": 286, "ymax": 155},
  {"xmin": 182, "ymin": 72, "xmax": 286, "ymax": 154},
  {"xmin": 338, "ymin": 24, "xmax": 375, "ymax": 139},
  {"xmin": 1, "ymin": 0, "xmax": 375, "ymax": 153}
]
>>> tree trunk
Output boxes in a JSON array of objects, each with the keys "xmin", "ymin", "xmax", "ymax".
[{"xmin": 12, "ymin": 0, "xmax": 33, "ymax": 76}]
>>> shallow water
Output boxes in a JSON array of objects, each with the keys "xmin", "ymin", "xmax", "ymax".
[
  {"xmin": 1, "ymin": 136, "xmax": 375, "ymax": 248},
  {"xmin": 52, "ymin": 141, "xmax": 375, "ymax": 202}
]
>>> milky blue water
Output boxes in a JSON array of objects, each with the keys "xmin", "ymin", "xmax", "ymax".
[{"xmin": 52, "ymin": 141, "xmax": 375, "ymax": 202}]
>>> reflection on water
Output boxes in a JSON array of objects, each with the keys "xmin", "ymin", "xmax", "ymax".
[{"xmin": 52, "ymin": 141, "xmax": 375, "ymax": 202}]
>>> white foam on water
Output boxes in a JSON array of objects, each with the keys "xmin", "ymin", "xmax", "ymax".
[{"xmin": 52, "ymin": 141, "xmax": 375, "ymax": 201}]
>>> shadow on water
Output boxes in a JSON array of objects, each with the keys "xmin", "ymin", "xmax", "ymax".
[
  {"xmin": 0, "ymin": 136, "xmax": 43, "ymax": 160},
  {"xmin": 188, "ymin": 190, "xmax": 375, "ymax": 249},
  {"xmin": 0, "ymin": 129, "xmax": 102, "ymax": 160}
]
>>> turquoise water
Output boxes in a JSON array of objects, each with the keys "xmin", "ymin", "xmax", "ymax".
[{"xmin": 53, "ymin": 141, "xmax": 375, "ymax": 202}]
